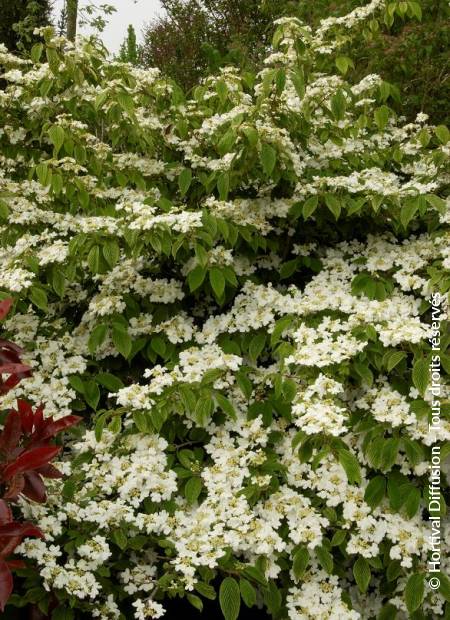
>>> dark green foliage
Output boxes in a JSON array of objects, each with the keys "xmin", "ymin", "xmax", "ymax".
[
  {"xmin": 0, "ymin": 0, "xmax": 53, "ymax": 53},
  {"xmin": 140, "ymin": 0, "xmax": 449, "ymax": 123}
]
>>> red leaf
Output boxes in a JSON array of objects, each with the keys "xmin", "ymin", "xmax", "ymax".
[
  {"xmin": 0, "ymin": 521, "xmax": 43, "ymax": 560},
  {"xmin": 37, "ymin": 415, "xmax": 82, "ymax": 441},
  {"xmin": 22, "ymin": 472, "xmax": 46, "ymax": 503},
  {"xmin": 0, "ymin": 339, "xmax": 23, "ymax": 357},
  {"xmin": 5, "ymin": 559, "xmax": 25, "ymax": 570},
  {"xmin": 0, "ymin": 536, "xmax": 21, "ymax": 559},
  {"xmin": 0, "ymin": 522, "xmax": 43, "ymax": 539},
  {"xmin": 0, "ymin": 299, "xmax": 13, "ymax": 322},
  {"xmin": 17, "ymin": 399, "xmax": 33, "ymax": 434},
  {"xmin": 0, "ymin": 374, "xmax": 23, "ymax": 395},
  {"xmin": 2, "ymin": 475, "xmax": 25, "ymax": 500},
  {"xmin": 0, "ymin": 363, "xmax": 31, "ymax": 375},
  {"xmin": 0, "ymin": 410, "xmax": 22, "ymax": 454},
  {"xmin": 32, "ymin": 405, "xmax": 45, "ymax": 434},
  {"xmin": 0, "ymin": 502, "xmax": 12, "ymax": 527},
  {"xmin": 0, "ymin": 560, "xmax": 13, "ymax": 611},
  {"xmin": 35, "ymin": 463, "xmax": 63, "ymax": 479},
  {"xmin": 2, "ymin": 446, "xmax": 61, "ymax": 481}
]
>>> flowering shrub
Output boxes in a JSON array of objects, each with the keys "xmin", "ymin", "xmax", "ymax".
[
  {"xmin": 0, "ymin": 298, "xmax": 80, "ymax": 611},
  {"xmin": 0, "ymin": 1, "xmax": 449, "ymax": 618}
]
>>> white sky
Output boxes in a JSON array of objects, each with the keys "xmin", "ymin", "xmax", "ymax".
[{"xmin": 52, "ymin": 0, "xmax": 162, "ymax": 53}]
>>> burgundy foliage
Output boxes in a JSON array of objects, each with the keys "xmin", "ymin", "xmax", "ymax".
[{"xmin": 0, "ymin": 298, "xmax": 81, "ymax": 610}]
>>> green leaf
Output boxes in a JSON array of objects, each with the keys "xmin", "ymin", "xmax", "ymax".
[
  {"xmin": 249, "ymin": 333, "xmax": 266, "ymax": 362},
  {"xmin": 112, "ymin": 325, "xmax": 132, "ymax": 359},
  {"xmin": 324, "ymin": 194, "xmax": 341, "ymax": 219},
  {"xmin": 242, "ymin": 566, "xmax": 267, "ymax": 586},
  {"xmin": 133, "ymin": 411, "xmax": 149, "ymax": 433},
  {"xmin": 386, "ymin": 351, "xmax": 407, "ymax": 372},
  {"xmin": 243, "ymin": 126, "xmax": 258, "ymax": 147},
  {"xmin": 217, "ymin": 172, "xmax": 230, "ymax": 200},
  {"xmin": 337, "ymin": 449, "xmax": 361, "ymax": 484},
  {"xmin": 374, "ymin": 105, "xmax": 390, "ymax": 130},
  {"xmin": 409, "ymin": 1, "xmax": 422, "ymax": 19},
  {"xmin": 412, "ymin": 358, "xmax": 429, "ymax": 396},
  {"xmin": 260, "ymin": 143, "xmax": 277, "ymax": 175},
  {"xmin": 279, "ymin": 259, "xmax": 298, "ymax": 279},
  {"xmin": 435, "ymin": 125, "xmax": 450, "ymax": 144},
  {"xmin": 87, "ymin": 245, "xmax": 101, "ymax": 274},
  {"xmin": 364, "ymin": 476, "xmax": 386, "ymax": 508},
  {"xmin": 331, "ymin": 530, "xmax": 347, "ymax": 547},
  {"xmin": 187, "ymin": 594, "xmax": 203, "ymax": 612},
  {"xmin": 112, "ymin": 529, "xmax": 127, "ymax": 550},
  {"xmin": 52, "ymin": 607, "xmax": 74, "ymax": 620},
  {"xmin": 88, "ymin": 324, "xmax": 108, "ymax": 354},
  {"xmin": 194, "ymin": 582, "xmax": 216, "ymax": 600},
  {"xmin": 438, "ymin": 572, "xmax": 450, "ymax": 602},
  {"xmin": 239, "ymin": 578, "xmax": 256, "ymax": 608},
  {"xmin": 84, "ymin": 380, "xmax": 100, "ymax": 410},
  {"xmin": 35, "ymin": 163, "xmax": 49, "ymax": 185},
  {"xmin": 215, "ymin": 393, "xmax": 236, "ymax": 420},
  {"xmin": 109, "ymin": 411, "xmax": 121, "ymax": 432},
  {"xmin": 185, "ymin": 476, "xmax": 203, "ymax": 504},
  {"xmin": 179, "ymin": 168, "xmax": 193, "ymax": 196},
  {"xmin": 68, "ymin": 375, "xmax": 85, "ymax": 394},
  {"xmin": 403, "ymin": 438, "xmax": 424, "ymax": 466},
  {"xmin": 291, "ymin": 70, "xmax": 305, "ymax": 98},
  {"xmin": 425, "ymin": 194, "xmax": 446, "ymax": 213},
  {"xmin": 403, "ymin": 486, "xmax": 421, "ymax": 518},
  {"xmin": 51, "ymin": 173, "xmax": 63, "ymax": 196},
  {"xmin": 354, "ymin": 361, "xmax": 374, "ymax": 386},
  {"xmin": 51, "ymin": 267, "xmax": 66, "ymax": 297},
  {"xmin": 219, "ymin": 577, "xmax": 240, "ymax": 620},
  {"xmin": 0, "ymin": 200, "xmax": 10, "ymax": 221},
  {"xmin": 48, "ymin": 125, "xmax": 65, "ymax": 156},
  {"xmin": 102, "ymin": 240, "xmax": 120, "ymax": 268},
  {"xmin": 316, "ymin": 546, "xmax": 333, "ymax": 574},
  {"xmin": 209, "ymin": 267, "xmax": 226, "ymax": 299},
  {"xmin": 30, "ymin": 43, "xmax": 44, "ymax": 63},
  {"xmin": 188, "ymin": 265, "xmax": 207, "ymax": 292},
  {"xmin": 378, "ymin": 604, "xmax": 398, "ymax": 620},
  {"xmin": 400, "ymin": 200, "xmax": 418, "ymax": 228},
  {"xmin": 117, "ymin": 92, "xmax": 135, "ymax": 115},
  {"xmin": 94, "ymin": 91, "xmax": 108, "ymax": 110},
  {"xmin": 404, "ymin": 573, "xmax": 425, "ymax": 613},
  {"xmin": 293, "ymin": 547, "xmax": 309, "ymax": 579},
  {"xmin": 331, "ymin": 90, "xmax": 346, "ymax": 119},
  {"xmin": 381, "ymin": 438, "xmax": 400, "ymax": 471},
  {"xmin": 29, "ymin": 287, "xmax": 48, "ymax": 311},
  {"xmin": 217, "ymin": 130, "xmax": 236, "ymax": 156},
  {"xmin": 194, "ymin": 581, "xmax": 217, "ymax": 601},
  {"xmin": 353, "ymin": 557, "xmax": 371, "ymax": 593},
  {"xmin": 335, "ymin": 56, "xmax": 353, "ymax": 75},
  {"xmin": 275, "ymin": 68, "xmax": 286, "ymax": 94},
  {"xmin": 151, "ymin": 335, "xmax": 167, "ymax": 358},
  {"xmin": 302, "ymin": 195, "xmax": 318, "ymax": 219},
  {"xmin": 194, "ymin": 396, "xmax": 214, "ymax": 426},
  {"xmin": 215, "ymin": 80, "xmax": 228, "ymax": 103},
  {"xmin": 96, "ymin": 372, "xmax": 124, "ymax": 392},
  {"xmin": 94, "ymin": 414, "xmax": 106, "ymax": 441},
  {"xmin": 263, "ymin": 581, "xmax": 282, "ymax": 614}
]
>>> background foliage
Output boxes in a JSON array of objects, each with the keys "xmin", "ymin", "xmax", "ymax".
[{"xmin": 140, "ymin": 0, "xmax": 449, "ymax": 124}]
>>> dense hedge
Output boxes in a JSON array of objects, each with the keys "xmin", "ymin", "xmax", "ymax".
[{"xmin": 0, "ymin": 2, "xmax": 449, "ymax": 619}]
